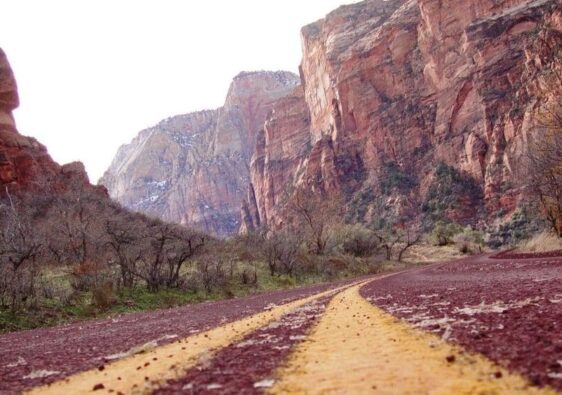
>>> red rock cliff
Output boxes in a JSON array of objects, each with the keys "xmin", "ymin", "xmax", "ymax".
[
  {"xmin": 0, "ymin": 48, "xmax": 105, "ymax": 198},
  {"xmin": 242, "ymin": 0, "xmax": 562, "ymax": 231}
]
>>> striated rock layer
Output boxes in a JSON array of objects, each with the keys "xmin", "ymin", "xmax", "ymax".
[
  {"xmin": 0, "ymin": 48, "xmax": 106, "ymax": 199},
  {"xmin": 242, "ymin": 0, "xmax": 562, "ymax": 232},
  {"xmin": 100, "ymin": 71, "xmax": 299, "ymax": 236}
]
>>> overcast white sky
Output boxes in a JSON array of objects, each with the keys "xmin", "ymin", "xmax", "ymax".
[{"xmin": 1, "ymin": 0, "xmax": 358, "ymax": 182}]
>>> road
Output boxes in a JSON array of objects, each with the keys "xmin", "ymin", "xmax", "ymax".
[{"xmin": 0, "ymin": 254, "xmax": 560, "ymax": 394}]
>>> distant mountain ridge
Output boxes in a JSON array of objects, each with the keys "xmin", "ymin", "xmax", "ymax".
[{"xmin": 100, "ymin": 71, "xmax": 299, "ymax": 236}]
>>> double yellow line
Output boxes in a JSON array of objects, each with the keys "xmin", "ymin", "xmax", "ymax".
[
  {"xmin": 27, "ymin": 282, "xmax": 359, "ymax": 395},
  {"xmin": 27, "ymin": 274, "xmax": 559, "ymax": 394},
  {"xmin": 270, "ymin": 284, "xmax": 559, "ymax": 394}
]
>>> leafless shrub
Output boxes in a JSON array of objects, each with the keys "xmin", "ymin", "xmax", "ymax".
[
  {"xmin": 525, "ymin": 35, "xmax": 562, "ymax": 237},
  {"xmin": 69, "ymin": 260, "xmax": 106, "ymax": 292},
  {"xmin": 125, "ymin": 220, "xmax": 207, "ymax": 291},
  {"xmin": 0, "ymin": 192, "xmax": 44, "ymax": 310},
  {"xmin": 240, "ymin": 269, "xmax": 257, "ymax": 286},
  {"xmin": 196, "ymin": 258, "xmax": 226, "ymax": 293},
  {"xmin": 452, "ymin": 229, "xmax": 484, "ymax": 254},
  {"xmin": 527, "ymin": 122, "xmax": 562, "ymax": 237},
  {"xmin": 91, "ymin": 281, "xmax": 115, "ymax": 310},
  {"xmin": 288, "ymin": 187, "xmax": 342, "ymax": 255},
  {"xmin": 373, "ymin": 224, "xmax": 422, "ymax": 261},
  {"xmin": 341, "ymin": 225, "xmax": 380, "ymax": 257},
  {"xmin": 261, "ymin": 228, "xmax": 303, "ymax": 277}
]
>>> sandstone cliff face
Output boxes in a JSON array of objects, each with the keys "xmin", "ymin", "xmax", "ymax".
[
  {"xmin": 0, "ymin": 48, "xmax": 104, "ymax": 197},
  {"xmin": 100, "ymin": 71, "xmax": 299, "ymax": 236},
  {"xmin": 243, "ymin": 0, "xmax": 562, "ymax": 231},
  {"xmin": 241, "ymin": 86, "xmax": 312, "ymax": 232}
]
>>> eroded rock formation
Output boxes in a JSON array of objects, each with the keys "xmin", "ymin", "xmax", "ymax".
[
  {"xmin": 242, "ymin": 0, "xmax": 562, "ymax": 232},
  {"xmin": 0, "ymin": 48, "xmax": 105, "ymax": 198},
  {"xmin": 100, "ymin": 71, "xmax": 299, "ymax": 236}
]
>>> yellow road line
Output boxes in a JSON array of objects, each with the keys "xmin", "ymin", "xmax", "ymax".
[
  {"xmin": 270, "ymin": 284, "xmax": 559, "ymax": 395},
  {"xmin": 26, "ymin": 283, "xmax": 359, "ymax": 395}
]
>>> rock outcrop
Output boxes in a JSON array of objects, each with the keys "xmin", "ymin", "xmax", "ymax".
[
  {"xmin": 240, "ymin": 86, "xmax": 312, "ymax": 232},
  {"xmin": 242, "ymin": 0, "xmax": 562, "ymax": 231},
  {"xmin": 0, "ymin": 48, "xmax": 105, "ymax": 198},
  {"xmin": 100, "ymin": 71, "xmax": 299, "ymax": 236}
]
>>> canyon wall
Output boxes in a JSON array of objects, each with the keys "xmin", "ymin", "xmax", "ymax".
[
  {"xmin": 100, "ymin": 71, "xmax": 299, "ymax": 236},
  {"xmin": 242, "ymin": 0, "xmax": 562, "ymax": 232}
]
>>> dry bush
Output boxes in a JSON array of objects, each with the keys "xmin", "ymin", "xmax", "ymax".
[
  {"xmin": 69, "ymin": 261, "xmax": 106, "ymax": 291},
  {"xmin": 452, "ymin": 228, "xmax": 485, "ymax": 255},
  {"xmin": 261, "ymin": 228, "xmax": 303, "ymax": 277},
  {"xmin": 195, "ymin": 258, "xmax": 226, "ymax": 293},
  {"xmin": 0, "ymin": 196, "xmax": 44, "ymax": 310},
  {"xmin": 240, "ymin": 269, "xmax": 257, "ymax": 286},
  {"xmin": 339, "ymin": 224, "xmax": 380, "ymax": 257},
  {"xmin": 519, "ymin": 231, "xmax": 562, "ymax": 252},
  {"xmin": 304, "ymin": 253, "xmax": 380, "ymax": 278},
  {"xmin": 39, "ymin": 276, "xmax": 73, "ymax": 305},
  {"xmin": 91, "ymin": 281, "xmax": 115, "ymax": 309},
  {"xmin": 0, "ymin": 263, "xmax": 41, "ymax": 310}
]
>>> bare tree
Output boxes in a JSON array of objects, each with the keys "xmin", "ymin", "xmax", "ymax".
[
  {"xmin": 525, "ymin": 30, "xmax": 562, "ymax": 236},
  {"xmin": 275, "ymin": 229, "xmax": 302, "ymax": 277},
  {"xmin": 373, "ymin": 224, "xmax": 421, "ymax": 262},
  {"xmin": 372, "ymin": 229, "xmax": 401, "ymax": 261},
  {"xmin": 134, "ymin": 221, "xmax": 206, "ymax": 291},
  {"xmin": 259, "ymin": 226, "xmax": 303, "ymax": 277},
  {"xmin": 163, "ymin": 228, "xmax": 206, "ymax": 288},
  {"xmin": 261, "ymin": 230, "xmax": 282, "ymax": 277},
  {"xmin": 288, "ymin": 187, "xmax": 342, "ymax": 255},
  {"xmin": 528, "ymin": 106, "xmax": 562, "ymax": 237},
  {"xmin": 0, "ymin": 191, "xmax": 44, "ymax": 309},
  {"xmin": 196, "ymin": 258, "xmax": 225, "ymax": 293},
  {"xmin": 105, "ymin": 213, "xmax": 144, "ymax": 288},
  {"xmin": 47, "ymin": 191, "xmax": 108, "ymax": 267},
  {"xmin": 396, "ymin": 227, "xmax": 423, "ymax": 262}
]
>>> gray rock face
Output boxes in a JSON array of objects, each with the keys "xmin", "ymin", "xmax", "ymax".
[{"xmin": 100, "ymin": 71, "xmax": 299, "ymax": 236}]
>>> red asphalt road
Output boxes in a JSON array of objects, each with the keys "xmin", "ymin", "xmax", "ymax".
[
  {"xmin": 154, "ymin": 295, "xmax": 333, "ymax": 394},
  {"xmin": 361, "ymin": 254, "xmax": 562, "ymax": 391},
  {"xmin": 1, "ymin": 255, "xmax": 561, "ymax": 394},
  {"xmin": 0, "ymin": 279, "xmax": 355, "ymax": 395}
]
